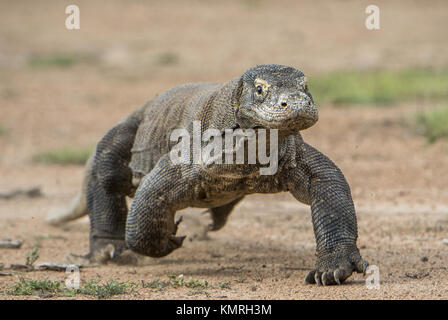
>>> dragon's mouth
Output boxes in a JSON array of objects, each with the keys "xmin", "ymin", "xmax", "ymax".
[{"xmin": 249, "ymin": 115, "xmax": 317, "ymax": 131}]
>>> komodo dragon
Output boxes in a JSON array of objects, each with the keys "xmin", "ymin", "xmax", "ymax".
[{"xmin": 47, "ymin": 64, "xmax": 368, "ymax": 285}]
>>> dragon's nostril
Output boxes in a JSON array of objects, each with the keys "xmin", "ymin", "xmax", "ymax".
[{"xmin": 281, "ymin": 102, "xmax": 287, "ymax": 107}]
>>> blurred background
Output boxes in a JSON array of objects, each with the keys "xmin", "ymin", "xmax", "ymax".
[
  {"xmin": 0, "ymin": 0, "xmax": 447, "ymax": 299},
  {"xmin": 1, "ymin": 0, "xmax": 447, "ymax": 204}
]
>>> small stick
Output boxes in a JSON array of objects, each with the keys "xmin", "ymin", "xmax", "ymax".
[
  {"xmin": 37, "ymin": 263, "xmax": 83, "ymax": 272},
  {"xmin": 0, "ymin": 239, "xmax": 23, "ymax": 249},
  {"xmin": 0, "ymin": 187, "xmax": 43, "ymax": 200},
  {"xmin": 9, "ymin": 263, "xmax": 33, "ymax": 271}
]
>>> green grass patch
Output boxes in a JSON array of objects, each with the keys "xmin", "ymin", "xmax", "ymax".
[
  {"xmin": 0, "ymin": 124, "xmax": 7, "ymax": 136},
  {"xmin": 217, "ymin": 281, "xmax": 231, "ymax": 289},
  {"xmin": 78, "ymin": 279, "xmax": 138, "ymax": 299},
  {"xmin": 33, "ymin": 147, "xmax": 92, "ymax": 165},
  {"xmin": 142, "ymin": 274, "xmax": 220, "ymax": 292},
  {"xmin": 4, "ymin": 275, "xmax": 231, "ymax": 298},
  {"xmin": 6, "ymin": 277, "xmax": 137, "ymax": 298},
  {"xmin": 309, "ymin": 68, "xmax": 448, "ymax": 106},
  {"xmin": 25, "ymin": 246, "xmax": 39, "ymax": 267},
  {"xmin": 33, "ymin": 234, "xmax": 67, "ymax": 242},
  {"xmin": 28, "ymin": 53, "xmax": 97, "ymax": 68},
  {"xmin": 168, "ymin": 273, "xmax": 209, "ymax": 288},
  {"xmin": 156, "ymin": 51, "xmax": 179, "ymax": 66},
  {"xmin": 141, "ymin": 278, "xmax": 171, "ymax": 290},
  {"xmin": 414, "ymin": 106, "xmax": 448, "ymax": 143},
  {"xmin": 7, "ymin": 277, "xmax": 63, "ymax": 296}
]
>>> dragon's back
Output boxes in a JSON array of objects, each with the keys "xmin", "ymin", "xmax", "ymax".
[{"xmin": 129, "ymin": 82, "xmax": 222, "ymax": 175}]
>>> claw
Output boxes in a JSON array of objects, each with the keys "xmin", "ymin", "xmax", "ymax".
[
  {"xmin": 174, "ymin": 216, "xmax": 183, "ymax": 234},
  {"xmin": 334, "ymin": 269, "xmax": 344, "ymax": 285},
  {"xmin": 322, "ymin": 272, "xmax": 334, "ymax": 286},
  {"xmin": 314, "ymin": 271, "xmax": 323, "ymax": 286},
  {"xmin": 305, "ymin": 270, "xmax": 316, "ymax": 284},
  {"xmin": 355, "ymin": 259, "xmax": 369, "ymax": 275},
  {"xmin": 361, "ymin": 260, "xmax": 369, "ymax": 276},
  {"xmin": 106, "ymin": 244, "xmax": 116, "ymax": 259},
  {"xmin": 170, "ymin": 235, "xmax": 186, "ymax": 247}
]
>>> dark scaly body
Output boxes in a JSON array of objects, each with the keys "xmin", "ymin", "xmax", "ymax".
[{"xmin": 57, "ymin": 64, "xmax": 368, "ymax": 286}]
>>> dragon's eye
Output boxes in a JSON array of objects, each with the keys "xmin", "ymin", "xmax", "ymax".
[{"xmin": 256, "ymin": 85, "xmax": 263, "ymax": 95}]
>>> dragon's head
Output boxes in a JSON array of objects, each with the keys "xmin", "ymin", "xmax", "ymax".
[{"xmin": 235, "ymin": 64, "xmax": 318, "ymax": 131}]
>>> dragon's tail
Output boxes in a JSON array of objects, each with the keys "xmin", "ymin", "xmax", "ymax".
[{"xmin": 46, "ymin": 150, "xmax": 94, "ymax": 226}]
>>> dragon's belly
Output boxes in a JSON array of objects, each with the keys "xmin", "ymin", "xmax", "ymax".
[{"xmin": 188, "ymin": 166, "xmax": 285, "ymax": 208}]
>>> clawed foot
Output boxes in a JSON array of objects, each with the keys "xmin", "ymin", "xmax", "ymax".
[
  {"xmin": 169, "ymin": 216, "xmax": 187, "ymax": 250},
  {"xmin": 305, "ymin": 245, "xmax": 368, "ymax": 286},
  {"xmin": 66, "ymin": 239, "xmax": 147, "ymax": 266},
  {"xmin": 200, "ymin": 209, "xmax": 226, "ymax": 237},
  {"xmin": 174, "ymin": 216, "xmax": 183, "ymax": 234}
]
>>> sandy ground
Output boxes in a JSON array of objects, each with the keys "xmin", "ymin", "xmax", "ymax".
[{"xmin": 0, "ymin": 0, "xmax": 447, "ymax": 300}]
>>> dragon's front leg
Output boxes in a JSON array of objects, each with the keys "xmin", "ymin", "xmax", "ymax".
[{"xmin": 285, "ymin": 142, "xmax": 368, "ymax": 285}]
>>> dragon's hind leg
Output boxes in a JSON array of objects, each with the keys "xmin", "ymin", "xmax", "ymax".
[
  {"xmin": 207, "ymin": 197, "xmax": 244, "ymax": 231},
  {"xmin": 68, "ymin": 115, "xmax": 142, "ymax": 265}
]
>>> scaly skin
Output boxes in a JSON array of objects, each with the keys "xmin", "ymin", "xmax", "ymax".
[{"xmin": 54, "ymin": 64, "xmax": 368, "ymax": 285}]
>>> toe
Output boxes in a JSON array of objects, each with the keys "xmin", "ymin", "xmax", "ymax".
[
  {"xmin": 305, "ymin": 269, "xmax": 317, "ymax": 284},
  {"xmin": 356, "ymin": 259, "xmax": 369, "ymax": 275},
  {"xmin": 170, "ymin": 235, "xmax": 186, "ymax": 247},
  {"xmin": 334, "ymin": 268, "xmax": 352, "ymax": 284},
  {"xmin": 314, "ymin": 271, "xmax": 323, "ymax": 286},
  {"xmin": 333, "ymin": 269, "xmax": 344, "ymax": 285},
  {"xmin": 173, "ymin": 216, "xmax": 183, "ymax": 234},
  {"xmin": 321, "ymin": 272, "xmax": 335, "ymax": 286}
]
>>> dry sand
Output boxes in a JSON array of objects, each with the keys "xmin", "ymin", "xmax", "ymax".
[{"xmin": 0, "ymin": 0, "xmax": 447, "ymax": 299}]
